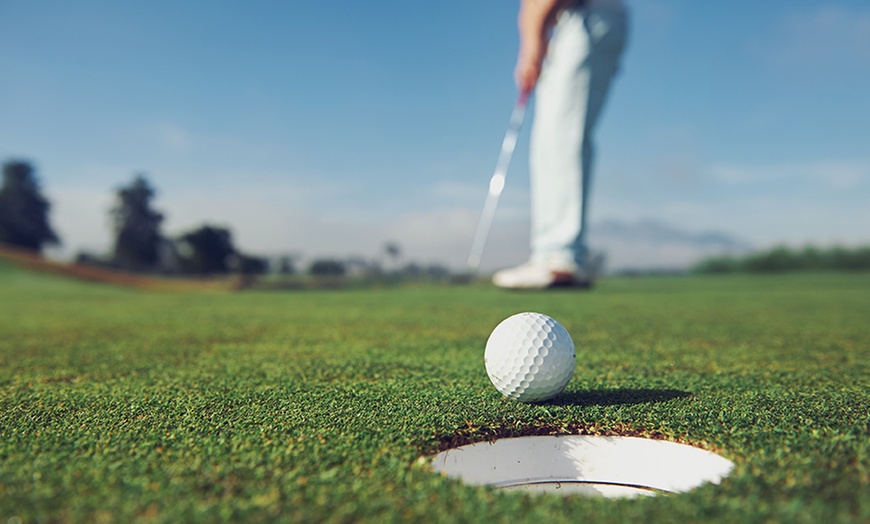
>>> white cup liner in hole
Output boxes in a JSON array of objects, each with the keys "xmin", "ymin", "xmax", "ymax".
[{"xmin": 430, "ymin": 435, "xmax": 733, "ymax": 499}]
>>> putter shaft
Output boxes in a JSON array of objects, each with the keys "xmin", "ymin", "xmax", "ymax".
[{"xmin": 467, "ymin": 92, "xmax": 529, "ymax": 273}]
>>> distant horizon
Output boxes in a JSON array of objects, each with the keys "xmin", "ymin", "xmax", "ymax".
[{"xmin": 5, "ymin": 159, "xmax": 868, "ymax": 274}]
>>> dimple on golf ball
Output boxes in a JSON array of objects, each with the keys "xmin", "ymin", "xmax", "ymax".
[{"xmin": 484, "ymin": 312, "xmax": 576, "ymax": 403}]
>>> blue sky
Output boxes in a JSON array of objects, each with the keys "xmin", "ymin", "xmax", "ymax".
[{"xmin": 2, "ymin": 0, "xmax": 869, "ymax": 271}]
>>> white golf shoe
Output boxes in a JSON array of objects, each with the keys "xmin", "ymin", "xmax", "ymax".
[{"xmin": 492, "ymin": 260, "xmax": 592, "ymax": 290}]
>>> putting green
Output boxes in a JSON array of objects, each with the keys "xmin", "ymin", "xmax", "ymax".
[{"xmin": 1, "ymin": 263, "xmax": 868, "ymax": 522}]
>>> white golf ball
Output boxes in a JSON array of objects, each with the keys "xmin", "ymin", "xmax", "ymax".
[{"xmin": 484, "ymin": 312, "xmax": 576, "ymax": 402}]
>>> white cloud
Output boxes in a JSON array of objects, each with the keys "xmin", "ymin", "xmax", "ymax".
[
  {"xmin": 432, "ymin": 180, "xmax": 482, "ymax": 204},
  {"xmin": 598, "ymin": 189, "xmax": 869, "ymax": 250},
  {"xmin": 750, "ymin": 5, "xmax": 870, "ymax": 72},
  {"xmin": 157, "ymin": 124, "xmax": 194, "ymax": 154},
  {"xmin": 708, "ymin": 161, "xmax": 869, "ymax": 191},
  {"xmin": 626, "ymin": 0, "xmax": 677, "ymax": 36},
  {"xmin": 810, "ymin": 162, "xmax": 867, "ymax": 190}
]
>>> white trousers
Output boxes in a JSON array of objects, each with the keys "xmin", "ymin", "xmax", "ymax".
[{"xmin": 529, "ymin": 0, "xmax": 627, "ymax": 268}]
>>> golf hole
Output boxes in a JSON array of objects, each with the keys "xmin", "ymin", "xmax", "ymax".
[{"xmin": 430, "ymin": 435, "xmax": 733, "ymax": 499}]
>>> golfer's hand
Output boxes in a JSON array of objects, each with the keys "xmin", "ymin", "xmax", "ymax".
[
  {"xmin": 516, "ymin": 0, "xmax": 559, "ymax": 92},
  {"xmin": 515, "ymin": 42, "xmax": 546, "ymax": 93}
]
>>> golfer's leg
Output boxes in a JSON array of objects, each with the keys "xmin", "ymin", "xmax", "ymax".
[
  {"xmin": 576, "ymin": 3, "xmax": 627, "ymax": 265},
  {"xmin": 530, "ymin": 2, "xmax": 627, "ymax": 271},
  {"xmin": 529, "ymin": 9, "xmax": 592, "ymax": 270}
]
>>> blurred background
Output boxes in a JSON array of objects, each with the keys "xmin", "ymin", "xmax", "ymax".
[{"xmin": 1, "ymin": 0, "xmax": 868, "ymax": 276}]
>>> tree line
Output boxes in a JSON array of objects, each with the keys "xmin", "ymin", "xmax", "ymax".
[
  {"xmin": 0, "ymin": 159, "xmax": 452, "ymax": 280},
  {"xmin": 692, "ymin": 245, "xmax": 870, "ymax": 274},
  {"xmin": 0, "ymin": 159, "xmax": 266, "ymax": 276}
]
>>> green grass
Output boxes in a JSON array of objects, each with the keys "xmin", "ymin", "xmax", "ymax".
[{"xmin": 1, "ymin": 262, "xmax": 868, "ymax": 523}]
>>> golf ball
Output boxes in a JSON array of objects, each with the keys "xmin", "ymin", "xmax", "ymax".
[{"xmin": 484, "ymin": 312, "xmax": 576, "ymax": 402}]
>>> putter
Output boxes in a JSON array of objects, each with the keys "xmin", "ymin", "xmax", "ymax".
[{"xmin": 467, "ymin": 91, "xmax": 530, "ymax": 274}]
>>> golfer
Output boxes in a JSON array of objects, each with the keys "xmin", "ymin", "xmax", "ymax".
[{"xmin": 493, "ymin": 0, "xmax": 628, "ymax": 289}]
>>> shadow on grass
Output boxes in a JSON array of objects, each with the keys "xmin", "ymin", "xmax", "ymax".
[
  {"xmin": 547, "ymin": 388, "xmax": 693, "ymax": 407},
  {"xmin": 433, "ymin": 389, "xmax": 694, "ymax": 451}
]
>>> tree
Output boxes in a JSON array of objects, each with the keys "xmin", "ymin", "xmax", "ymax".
[
  {"xmin": 743, "ymin": 246, "xmax": 801, "ymax": 272},
  {"xmin": 308, "ymin": 259, "xmax": 346, "ymax": 276},
  {"xmin": 384, "ymin": 242, "xmax": 401, "ymax": 261},
  {"xmin": 693, "ymin": 244, "xmax": 870, "ymax": 274},
  {"xmin": 383, "ymin": 241, "xmax": 402, "ymax": 272},
  {"xmin": 0, "ymin": 160, "xmax": 60, "ymax": 252},
  {"xmin": 111, "ymin": 175, "xmax": 164, "ymax": 271},
  {"xmin": 278, "ymin": 256, "xmax": 296, "ymax": 275},
  {"xmin": 177, "ymin": 225, "xmax": 236, "ymax": 275},
  {"xmin": 691, "ymin": 256, "xmax": 739, "ymax": 274},
  {"xmin": 235, "ymin": 254, "xmax": 269, "ymax": 275}
]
